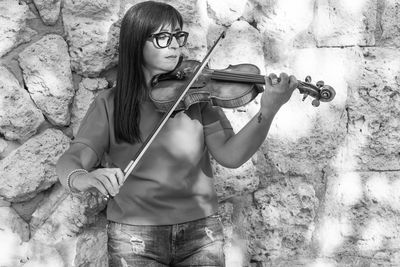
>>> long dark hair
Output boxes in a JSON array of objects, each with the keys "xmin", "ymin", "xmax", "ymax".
[{"xmin": 114, "ymin": 1, "xmax": 183, "ymax": 144}]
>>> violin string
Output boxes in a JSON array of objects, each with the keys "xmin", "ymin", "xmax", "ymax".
[
  {"xmin": 213, "ymin": 77, "xmax": 265, "ymax": 83},
  {"xmin": 212, "ymin": 71, "xmax": 265, "ymax": 84},
  {"xmin": 212, "ymin": 70, "xmax": 264, "ymax": 80},
  {"xmin": 212, "ymin": 73, "xmax": 264, "ymax": 80},
  {"xmin": 212, "ymin": 76, "xmax": 265, "ymax": 84},
  {"xmin": 213, "ymin": 70, "xmax": 263, "ymax": 78}
]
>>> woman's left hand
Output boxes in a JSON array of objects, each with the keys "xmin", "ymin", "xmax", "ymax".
[{"xmin": 261, "ymin": 72, "xmax": 298, "ymax": 114}]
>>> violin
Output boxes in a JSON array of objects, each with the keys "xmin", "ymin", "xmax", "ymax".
[{"xmin": 150, "ymin": 59, "xmax": 336, "ymax": 110}]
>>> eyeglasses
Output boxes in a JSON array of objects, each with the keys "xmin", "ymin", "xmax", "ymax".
[{"xmin": 148, "ymin": 31, "xmax": 189, "ymax": 48}]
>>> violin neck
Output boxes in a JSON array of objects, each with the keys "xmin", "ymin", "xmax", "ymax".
[{"xmin": 211, "ymin": 70, "xmax": 265, "ymax": 84}]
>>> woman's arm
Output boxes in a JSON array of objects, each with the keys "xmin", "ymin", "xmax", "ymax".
[
  {"xmin": 205, "ymin": 73, "xmax": 297, "ymax": 168},
  {"xmin": 56, "ymin": 143, "xmax": 124, "ymax": 196},
  {"xmin": 56, "ymin": 143, "xmax": 99, "ymax": 189},
  {"xmin": 56, "ymin": 92, "xmax": 124, "ymax": 196}
]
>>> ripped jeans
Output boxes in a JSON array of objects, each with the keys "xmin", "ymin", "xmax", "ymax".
[{"xmin": 107, "ymin": 214, "xmax": 225, "ymax": 267}]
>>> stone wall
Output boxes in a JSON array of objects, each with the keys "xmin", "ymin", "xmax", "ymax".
[{"xmin": 0, "ymin": 0, "xmax": 399, "ymax": 266}]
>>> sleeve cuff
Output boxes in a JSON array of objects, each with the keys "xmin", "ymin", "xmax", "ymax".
[{"xmin": 203, "ymin": 120, "xmax": 233, "ymax": 136}]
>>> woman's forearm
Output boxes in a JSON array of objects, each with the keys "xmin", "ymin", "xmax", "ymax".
[
  {"xmin": 56, "ymin": 143, "xmax": 98, "ymax": 190},
  {"xmin": 215, "ymin": 73, "xmax": 297, "ymax": 168},
  {"xmin": 215, "ymin": 107, "xmax": 277, "ymax": 168}
]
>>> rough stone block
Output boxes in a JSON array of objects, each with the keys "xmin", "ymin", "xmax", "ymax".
[
  {"xmin": 345, "ymin": 47, "xmax": 400, "ymax": 171},
  {"xmin": 0, "ymin": 206, "xmax": 29, "ymax": 242},
  {"xmin": 209, "ymin": 20, "xmax": 265, "ymax": 71},
  {"xmin": 123, "ymin": 0, "xmax": 206, "ymax": 25},
  {"xmin": 213, "ymin": 158, "xmax": 259, "ymax": 199},
  {"xmin": 30, "ymin": 183, "xmax": 107, "ymax": 245},
  {"xmin": 380, "ymin": 0, "xmax": 400, "ymax": 47},
  {"xmin": 0, "ymin": 66, "xmax": 45, "ymax": 141},
  {"xmin": 316, "ymin": 171, "xmax": 400, "ymax": 265},
  {"xmin": 0, "ymin": 0, "xmax": 36, "ymax": 57},
  {"xmin": 261, "ymin": 47, "xmax": 357, "ymax": 179},
  {"xmin": 0, "ymin": 129, "xmax": 70, "ymax": 202},
  {"xmin": 312, "ymin": 0, "xmax": 377, "ymax": 47},
  {"xmin": 18, "ymin": 34, "xmax": 75, "ymax": 126},
  {"xmin": 207, "ymin": 0, "xmax": 248, "ymax": 26},
  {"xmin": 32, "ymin": 0, "xmax": 61, "ymax": 26},
  {"xmin": 250, "ymin": 177, "xmax": 318, "ymax": 261},
  {"xmin": 74, "ymin": 215, "xmax": 108, "ymax": 267},
  {"xmin": 62, "ymin": 0, "xmax": 120, "ymax": 76}
]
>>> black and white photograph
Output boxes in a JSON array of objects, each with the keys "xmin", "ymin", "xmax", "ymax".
[{"xmin": 0, "ymin": 0, "xmax": 399, "ymax": 266}]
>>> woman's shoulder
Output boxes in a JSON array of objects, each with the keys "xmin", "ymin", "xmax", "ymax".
[{"xmin": 93, "ymin": 87, "xmax": 115, "ymax": 108}]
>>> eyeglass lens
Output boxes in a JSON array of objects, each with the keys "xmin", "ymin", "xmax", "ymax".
[{"xmin": 154, "ymin": 32, "xmax": 188, "ymax": 48}]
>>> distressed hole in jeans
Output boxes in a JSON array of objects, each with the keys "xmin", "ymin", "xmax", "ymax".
[
  {"xmin": 205, "ymin": 227, "xmax": 215, "ymax": 241},
  {"xmin": 129, "ymin": 235, "xmax": 145, "ymax": 253}
]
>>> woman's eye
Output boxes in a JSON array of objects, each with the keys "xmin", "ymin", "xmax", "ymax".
[{"xmin": 157, "ymin": 33, "xmax": 170, "ymax": 40}]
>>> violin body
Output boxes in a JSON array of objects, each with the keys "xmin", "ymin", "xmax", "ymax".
[{"xmin": 150, "ymin": 60, "xmax": 265, "ymax": 112}]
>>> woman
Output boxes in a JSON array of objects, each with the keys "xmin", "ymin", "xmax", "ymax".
[{"xmin": 56, "ymin": 1, "xmax": 297, "ymax": 266}]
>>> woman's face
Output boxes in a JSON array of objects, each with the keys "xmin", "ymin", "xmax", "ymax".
[{"xmin": 142, "ymin": 24, "xmax": 183, "ymax": 79}]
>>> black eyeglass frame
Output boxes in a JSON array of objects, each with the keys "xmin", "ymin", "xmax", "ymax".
[{"xmin": 148, "ymin": 31, "xmax": 189, "ymax": 48}]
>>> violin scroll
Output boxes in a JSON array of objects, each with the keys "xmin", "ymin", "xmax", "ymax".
[{"xmin": 297, "ymin": 76, "xmax": 336, "ymax": 107}]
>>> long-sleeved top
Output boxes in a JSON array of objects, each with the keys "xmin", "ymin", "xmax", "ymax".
[{"xmin": 56, "ymin": 88, "xmax": 233, "ymax": 225}]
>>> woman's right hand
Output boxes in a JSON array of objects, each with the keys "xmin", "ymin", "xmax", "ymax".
[{"xmin": 71, "ymin": 168, "xmax": 125, "ymax": 197}]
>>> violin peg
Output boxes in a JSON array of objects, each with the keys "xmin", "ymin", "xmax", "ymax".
[
  {"xmin": 302, "ymin": 94, "xmax": 308, "ymax": 101},
  {"xmin": 305, "ymin": 76, "xmax": 312, "ymax": 83},
  {"xmin": 316, "ymin": 80, "xmax": 324, "ymax": 88},
  {"xmin": 312, "ymin": 99, "xmax": 320, "ymax": 107}
]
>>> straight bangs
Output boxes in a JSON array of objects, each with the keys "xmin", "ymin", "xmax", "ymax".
[{"xmin": 145, "ymin": 4, "xmax": 183, "ymax": 34}]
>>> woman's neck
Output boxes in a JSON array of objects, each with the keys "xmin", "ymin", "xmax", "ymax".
[{"xmin": 142, "ymin": 66, "xmax": 154, "ymax": 89}]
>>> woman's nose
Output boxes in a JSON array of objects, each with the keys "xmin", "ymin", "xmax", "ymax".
[{"xmin": 169, "ymin": 36, "xmax": 180, "ymax": 49}]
